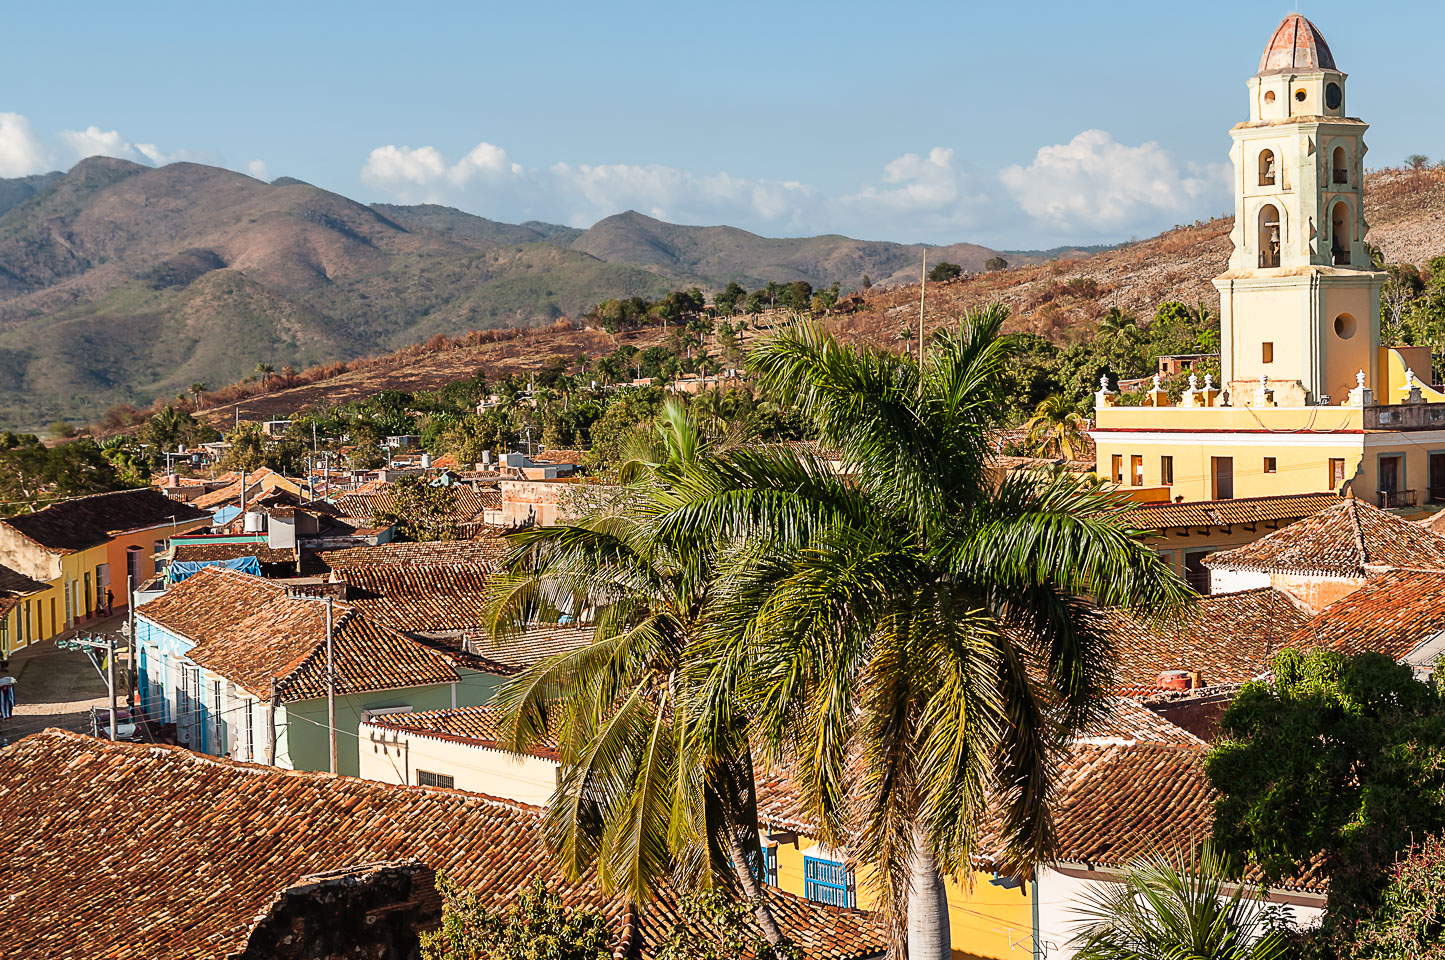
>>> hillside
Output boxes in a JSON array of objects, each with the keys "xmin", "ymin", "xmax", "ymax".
[
  {"xmin": 567, "ymin": 210, "xmax": 1030, "ymax": 290},
  {"xmin": 0, "ymin": 160, "xmax": 1029, "ymax": 431},
  {"xmin": 0, "ymin": 159, "xmax": 682, "ymax": 429},
  {"xmin": 831, "ymin": 167, "xmax": 1445, "ymax": 349}
]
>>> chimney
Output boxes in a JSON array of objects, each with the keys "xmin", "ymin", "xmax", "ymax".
[{"xmin": 1157, "ymin": 669, "xmax": 1192, "ymax": 692}]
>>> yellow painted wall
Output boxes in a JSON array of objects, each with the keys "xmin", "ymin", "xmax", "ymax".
[
  {"xmin": 1092, "ymin": 432, "xmax": 1360, "ymax": 503},
  {"xmin": 768, "ymin": 834, "xmax": 1033, "ymax": 960}
]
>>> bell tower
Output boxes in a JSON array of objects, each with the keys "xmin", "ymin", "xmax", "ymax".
[{"xmin": 1215, "ymin": 14, "xmax": 1385, "ymax": 407}]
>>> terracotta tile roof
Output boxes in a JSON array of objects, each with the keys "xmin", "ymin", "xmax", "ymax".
[
  {"xmin": 0, "ymin": 731, "xmax": 885, "ymax": 960},
  {"xmin": 333, "ymin": 486, "xmax": 493, "ymax": 526},
  {"xmin": 1099, "ymin": 588, "xmax": 1313, "ymax": 696},
  {"xmin": 465, "ymin": 624, "xmax": 595, "ymax": 675},
  {"xmin": 135, "ymin": 566, "xmax": 457, "ymax": 702},
  {"xmin": 191, "ymin": 478, "xmax": 258, "ymax": 511},
  {"xmin": 172, "ymin": 542, "xmax": 296, "ymax": 564},
  {"xmin": 335, "ymin": 564, "xmax": 493, "ymax": 633},
  {"xmin": 320, "ymin": 539, "xmax": 507, "ymax": 568},
  {"xmin": 1287, "ymin": 569, "xmax": 1445, "ymax": 660},
  {"xmin": 0, "ymin": 489, "xmax": 210, "ymax": 554},
  {"xmin": 1074, "ymin": 697, "xmax": 1208, "ymax": 747},
  {"xmin": 1205, "ymin": 497, "xmax": 1445, "ymax": 577},
  {"xmin": 1128, "ymin": 492, "xmax": 1338, "ymax": 532},
  {"xmin": 0, "ymin": 564, "xmax": 47, "ymax": 597},
  {"xmin": 366, "ymin": 704, "xmax": 561, "ymax": 759},
  {"xmin": 535, "ymin": 449, "xmax": 587, "ymax": 465}
]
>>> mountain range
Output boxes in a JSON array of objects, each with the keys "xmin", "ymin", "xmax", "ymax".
[{"xmin": 0, "ymin": 158, "xmax": 1056, "ymax": 431}]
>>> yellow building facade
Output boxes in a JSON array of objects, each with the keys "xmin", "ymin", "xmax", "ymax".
[{"xmin": 1094, "ymin": 16, "xmax": 1445, "ymax": 518}]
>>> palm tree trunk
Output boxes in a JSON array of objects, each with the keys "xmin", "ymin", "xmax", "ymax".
[
  {"xmin": 906, "ymin": 828, "xmax": 951, "ymax": 960},
  {"xmin": 718, "ymin": 799, "xmax": 787, "ymax": 947}
]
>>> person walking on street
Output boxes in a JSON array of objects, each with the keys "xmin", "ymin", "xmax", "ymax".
[{"xmin": 105, "ymin": 588, "xmax": 114, "ymax": 617}]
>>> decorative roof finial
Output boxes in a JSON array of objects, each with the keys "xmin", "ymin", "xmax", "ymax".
[
  {"xmin": 1188, "ymin": 372, "xmax": 1199, "ymax": 391},
  {"xmin": 1100, "ymin": 373, "xmax": 1110, "ymax": 391},
  {"xmin": 1204, "ymin": 373, "xmax": 1215, "ymax": 390},
  {"xmin": 1356, "ymin": 369, "xmax": 1367, "ymax": 389},
  {"xmin": 1406, "ymin": 368, "xmax": 1419, "ymax": 389},
  {"xmin": 1152, "ymin": 373, "xmax": 1162, "ymax": 391}
]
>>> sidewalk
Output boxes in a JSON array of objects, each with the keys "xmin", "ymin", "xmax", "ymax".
[{"xmin": 2, "ymin": 613, "xmax": 129, "ymax": 743}]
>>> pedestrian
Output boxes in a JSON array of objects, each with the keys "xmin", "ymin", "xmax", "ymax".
[
  {"xmin": 105, "ymin": 588, "xmax": 114, "ymax": 617},
  {"xmin": 0, "ymin": 661, "xmax": 16, "ymax": 721}
]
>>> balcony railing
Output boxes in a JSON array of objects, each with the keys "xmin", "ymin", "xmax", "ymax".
[
  {"xmin": 1378, "ymin": 489, "xmax": 1417, "ymax": 508},
  {"xmin": 1332, "ymin": 247, "xmax": 1352, "ymax": 266}
]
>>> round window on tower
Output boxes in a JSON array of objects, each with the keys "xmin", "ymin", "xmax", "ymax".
[
  {"xmin": 1264, "ymin": 90, "xmax": 1276, "ymax": 104},
  {"xmin": 1326, "ymin": 82, "xmax": 1343, "ymax": 110},
  {"xmin": 1295, "ymin": 89, "xmax": 1307, "ymax": 102},
  {"xmin": 1334, "ymin": 313, "xmax": 1357, "ymax": 340}
]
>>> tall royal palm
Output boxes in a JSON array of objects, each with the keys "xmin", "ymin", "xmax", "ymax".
[
  {"xmin": 667, "ymin": 307, "xmax": 1189, "ymax": 960},
  {"xmin": 485, "ymin": 401, "xmax": 788, "ymax": 945}
]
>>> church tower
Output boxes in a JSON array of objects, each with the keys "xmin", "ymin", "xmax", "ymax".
[{"xmin": 1214, "ymin": 14, "xmax": 1386, "ymax": 407}]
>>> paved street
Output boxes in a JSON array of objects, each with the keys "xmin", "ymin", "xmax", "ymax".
[{"xmin": 2, "ymin": 614, "xmax": 130, "ymax": 744}]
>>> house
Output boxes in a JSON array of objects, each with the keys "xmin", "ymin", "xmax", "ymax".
[
  {"xmin": 0, "ymin": 489, "xmax": 211, "ymax": 648},
  {"xmin": 0, "ymin": 565, "xmax": 49, "ymax": 657},
  {"xmin": 1092, "ymin": 15, "xmax": 1436, "ymax": 512},
  {"xmin": 359, "ymin": 703, "xmax": 560, "ymax": 805},
  {"xmin": 134, "ymin": 565, "xmax": 502, "ymax": 775},
  {"xmin": 753, "ymin": 698, "xmax": 1325, "ymax": 960},
  {"xmin": 0, "ymin": 730, "xmax": 886, "ymax": 960},
  {"xmin": 1123, "ymin": 492, "xmax": 1340, "ymax": 591},
  {"xmin": 1286, "ymin": 569, "xmax": 1445, "ymax": 677},
  {"xmin": 1203, "ymin": 496, "xmax": 1445, "ymax": 608}
]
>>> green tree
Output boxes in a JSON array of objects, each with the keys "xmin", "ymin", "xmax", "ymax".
[
  {"xmin": 48, "ymin": 421, "xmax": 76, "ymax": 439},
  {"xmin": 189, "ymin": 382, "xmax": 208, "ymax": 409},
  {"xmin": 1326, "ymin": 835, "xmax": 1445, "ymax": 960},
  {"xmin": 1207, "ymin": 648, "xmax": 1445, "ymax": 919},
  {"xmin": 926, "ymin": 261, "xmax": 962, "ymax": 283},
  {"xmin": 488, "ymin": 402, "xmax": 791, "ymax": 947},
  {"xmin": 584, "ymin": 396, "xmax": 658, "ymax": 472},
  {"xmin": 685, "ymin": 310, "xmax": 1189, "ymax": 958},
  {"xmin": 140, "ymin": 406, "xmax": 221, "ymax": 458},
  {"xmin": 374, "ymin": 474, "xmax": 464, "ymax": 541},
  {"xmin": 255, "ymin": 362, "xmax": 274, "ymax": 390},
  {"xmin": 1069, "ymin": 842, "xmax": 1289, "ymax": 960},
  {"xmin": 1023, "ymin": 395, "xmax": 1090, "ymax": 460},
  {"xmin": 983, "ymin": 256, "xmax": 1008, "ymax": 271},
  {"xmin": 1407, "ymin": 154, "xmax": 1431, "ymax": 171},
  {"xmin": 439, "ymin": 413, "xmax": 506, "ymax": 466},
  {"xmin": 420, "ymin": 875, "xmax": 612, "ymax": 960},
  {"xmin": 862, "ymin": 274, "xmax": 873, "ymax": 289},
  {"xmin": 779, "ymin": 280, "xmax": 813, "ymax": 312},
  {"xmin": 655, "ymin": 892, "xmax": 802, "ymax": 960},
  {"xmin": 714, "ymin": 282, "xmax": 747, "ymax": 317},
  {"xmin": 218, "ymin": 423, "xmax": 306, "ymax": 475},
  {"xmin": 745, "ymin": 290, "xmax": 768, "ymax": 315}
]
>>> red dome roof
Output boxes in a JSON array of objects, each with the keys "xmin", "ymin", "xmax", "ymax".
[{"xmin": 1258, "ymin": 14, "xmax": 1336, "ymax": 74}]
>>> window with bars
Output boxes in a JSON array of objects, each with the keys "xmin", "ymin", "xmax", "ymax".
[{"xmin": 418, "ymin": 770, "xmax": 456, "ymax": 789}]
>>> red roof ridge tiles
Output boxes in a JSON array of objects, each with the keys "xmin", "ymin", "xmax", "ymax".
[
  {"xmin": 1128, "ymin": 492, "xmax": 1338, "ymax": 532},
  {"xmin": 1286, "ymin": 568, "xmax": 1445, "ymax": 661},
  {"xmin": 363, "ymin": 703, "xmax": 561, "ymax": 759}
]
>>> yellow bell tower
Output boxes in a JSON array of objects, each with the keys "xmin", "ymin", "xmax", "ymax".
[{"xmin": 1214, "ymin": 14, "xmax": 1385, "ymax": 407}]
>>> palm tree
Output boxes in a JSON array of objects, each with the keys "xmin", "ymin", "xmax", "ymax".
[
  {"xmin": 1023, "ymin": 395, "xmax": 1090, "ymax": 460},
  {"xmin": 1070, "ymin": 842, "xmax": 1289, "ymax": 960},
  {"xmin": 1096, "ymin": 307, "xmax": 1137, "ymax": 338},
  {"xmin": 663, "ymin": 308, "xmax": 1188, "ymax": 960},
  {"xmin": 256, "ymin": 363, "xmax": 274, "ymax": 391},
  {"xmin": 189, "ymin": 382, "xmax": 208, "ymax": 409},
  {"xmin": 486, "ymin": 401, "xmax": 789, "ymax": 947}
]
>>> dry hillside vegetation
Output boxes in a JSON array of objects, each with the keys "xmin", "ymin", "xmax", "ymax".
[{"xmin": 829, "ymin": 167, "xmax": 1445, "ymax": 349}]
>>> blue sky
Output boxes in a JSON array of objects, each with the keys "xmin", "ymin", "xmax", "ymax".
[{"xmin": 1, "ymin": 0, "xmax": 1438, "ymax": 247}]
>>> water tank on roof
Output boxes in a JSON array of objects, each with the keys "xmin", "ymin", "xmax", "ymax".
[
  {"xmin": 421, "ymin": 452, "xmax": 432, "ymax": 470},
  {"xmin": 243, "ymin": 511, "xmax": 266, "ymax": 534},
  {"xmin": 481, "ymin": 450, "xmax": 493, "ymax": 467}
]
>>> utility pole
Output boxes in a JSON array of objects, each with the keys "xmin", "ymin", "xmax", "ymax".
[
  {"xmin": 107, "ymin": 633, "xmax": 117, "ymax": 742},
  {"xmin": 919, "ymin": 251, "xmax": 927, "ymax": 363},
  {"xmin": 325, "ymin": 594, "xmax": 336, "ymax": 775},
  {"xmin": 126, "ymin": 572, "xmax": 135, "ymax": 702}
]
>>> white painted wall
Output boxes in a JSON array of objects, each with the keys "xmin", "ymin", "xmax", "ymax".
[
  {"xmin": 1035, "ymin": 865, "xmax": 1324, "ymax": 959},
  {"xmin": 1208, "ymin": 567, "xmax": 1271, "ymax": 595},
  {"xmin": 358, "ymin": 722, "xmax": 561, "ymax": 806}
]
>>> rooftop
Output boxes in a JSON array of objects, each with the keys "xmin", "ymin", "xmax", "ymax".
[
  {"xmin": 1258, "ymin": 14, "xmax": 1336, "ymax": 75},
  {"xmin": 1127, "ymin": 492, "xmax": 1339, "ymax": 532},
  {"xmin": 319, "ymin": 538, "xmax": 509, "ymax": 568},
  {"xmin": 1204, "ymin": 497, "xmax": 1445, "ymax": 577},
  {"xmin": 1101, "ymin": 587, "xmax": 1313, "ymax": 695},
  {"xmin": 333, "ymin": 564, "xmax": 494, "ymax": 634},
  {"xmin": 364, "ymin": 703, "xmax": 560, "ymax": 759},
  {"xmin": 0, "ymin": 730, "xmax": 885, "ymax": 960},
  {"xmin": 0, "ymin": 489, "xmax": 210, "ymax": 554},
  {"xmin": 136, "ymin": 566, "xmax": 458, "ymax": 701},
  {"xmin": 1287, "ymin": 569, "xmax": 1445, "ymax": 661}
]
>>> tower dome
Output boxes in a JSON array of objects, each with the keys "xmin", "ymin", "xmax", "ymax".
[{"xmin": 1257, "ymin": 14, "xmax": 1336, "ymax": 74}]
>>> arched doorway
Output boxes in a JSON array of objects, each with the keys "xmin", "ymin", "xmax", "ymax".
[{"xmin": 1258, "ymin": 203, "xmax": 1281, "ymax": 268}]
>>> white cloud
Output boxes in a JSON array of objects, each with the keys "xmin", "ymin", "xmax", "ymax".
[
  {"xmin": 0, "ymin": 113, "xmax": 50, "ymax": 177},
  {"xmin": 245, "ymin": 159, "xmax": 270, "ymax": 181},
  {"xmin": 362, "ymin": 129, "xmax": 1230, "ymax": 245},
  {"xmin": 999, "ymin": 129, "xmax": 1228, "ymax": 234},
  {"xmin": 58, "ymin": 125, "xmax": 141, "ymax": 163}
]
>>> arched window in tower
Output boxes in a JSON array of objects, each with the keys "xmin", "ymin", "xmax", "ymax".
[
  {"xmin": 1332, "ymin": 146, "xmax": 1348, "ymax": 185},
  {"xmin": 1258, "ymin": 149, "xmax": 1277, "ymax": 186},
  {"xmin": 1258, "ymin": 203, "xmax": 1281, "ymax": 268},
  {"xmin": 1331, "ymin": 201, "xmax": 1351, "ymax": 265}
]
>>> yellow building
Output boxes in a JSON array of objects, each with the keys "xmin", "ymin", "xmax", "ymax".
[
  {"xmin": 1094, "ymin": 15, "xmax": 1445, "ymax": 529},
  {"xmin": 0, "ymin": 489, "xmax": 211, "ymax": 655}
]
